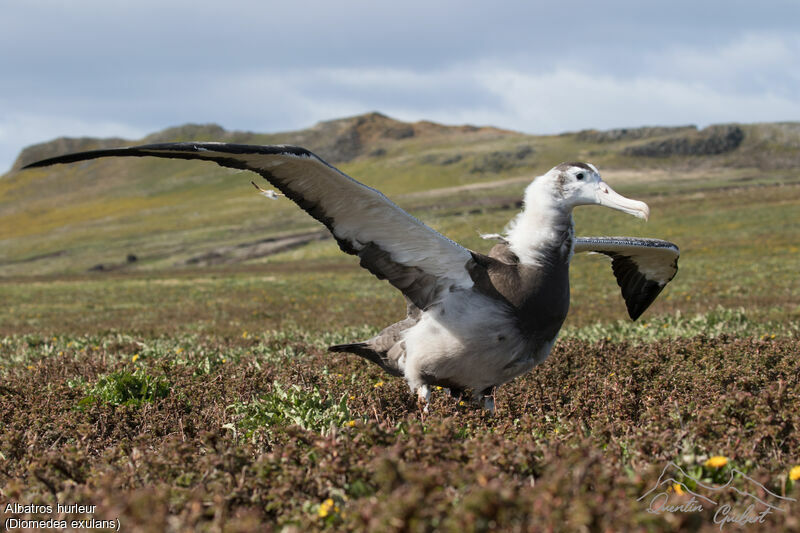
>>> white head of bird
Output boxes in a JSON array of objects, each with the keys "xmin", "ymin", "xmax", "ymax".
[{"xmin": 506, "ymin": 162, "xmax": 650, "ymax": 264}]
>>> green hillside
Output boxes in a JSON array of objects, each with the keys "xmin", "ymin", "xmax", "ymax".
[{"xmin": 2, "ymin": 113, "xmax": 799, "ymax": 279}]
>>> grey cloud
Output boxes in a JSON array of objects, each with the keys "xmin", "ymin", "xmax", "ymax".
[{"xmin": 2, "ymin": 0, "xmax": 799, "ymax": 171}]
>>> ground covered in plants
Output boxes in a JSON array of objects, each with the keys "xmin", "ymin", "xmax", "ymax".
[{"xmin": 1, "ymin": 309, "xmax": 799, "ymax": 532}]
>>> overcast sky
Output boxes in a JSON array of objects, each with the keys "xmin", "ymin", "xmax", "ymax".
[{"xmin": 2, "ymin": 0, "xmax": 799, "ymax": 172}]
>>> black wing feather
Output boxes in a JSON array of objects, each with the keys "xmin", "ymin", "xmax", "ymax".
[
  {"xmin": 605, "ymin": 252, "xmax": 668, "ymax": 320},
  {"xmin": 574, "ymin": 236, "xmax": 679, "ymax": 320}
]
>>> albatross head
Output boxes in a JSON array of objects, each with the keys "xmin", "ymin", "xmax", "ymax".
[{"xmin": 541, "ymin": 162, "xmax": 650, "ymax": 220}]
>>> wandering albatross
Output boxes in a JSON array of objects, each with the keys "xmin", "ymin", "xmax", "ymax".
[{"xmin": 24, "ymin": 143, "xmax": 679, "ymax": 411}]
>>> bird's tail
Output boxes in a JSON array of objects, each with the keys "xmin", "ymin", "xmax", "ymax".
[
  {"xmin": 328, "ymin": 342, "xmax": 402, "ymax": 376},
  {"xmin": 328, "ymin": 342, "xmax": 376, "ymax": 361}
]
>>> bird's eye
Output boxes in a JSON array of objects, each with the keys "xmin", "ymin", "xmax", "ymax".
[{"xmin": 576, "ymin": 172, "xmax": 585, "ymax": 180}]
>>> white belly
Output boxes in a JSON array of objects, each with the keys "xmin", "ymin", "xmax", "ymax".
[{"xmin": 399, "ymin": 289, "xmax": 557, "ymax": 393}]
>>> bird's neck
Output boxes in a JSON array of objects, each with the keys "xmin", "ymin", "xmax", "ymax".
[{"xmin": 505, "ymin": 196, "xmax": 574, "ymax": 266}]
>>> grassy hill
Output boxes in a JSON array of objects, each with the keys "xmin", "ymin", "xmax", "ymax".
[{"xmin": 2, "ymin": 113, "xmax": 799, "ymax": 279}]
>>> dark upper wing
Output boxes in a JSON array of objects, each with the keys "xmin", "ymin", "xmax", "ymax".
[
  {"xmin": 574, "ymin": 237, "xmax": 679, "ymax": 320},
  {"xmin": 24, "ymin": 142, "xmax": 475, "ymax": 308}
]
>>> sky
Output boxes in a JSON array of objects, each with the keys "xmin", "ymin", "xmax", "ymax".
[{"xmin": 2, "ymin": 0, "xmax": 799, "ymax": 172}]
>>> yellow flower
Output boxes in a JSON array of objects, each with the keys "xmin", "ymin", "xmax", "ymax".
[
  {"xmin": 221, "ymin": 358, "xmax": 227, "ymax": 363},
  {"xmin": 346, "ymin": 420, "xmax": 356, "ymax": 427},
  {"xmin": 318, "ymin": 498, "xmax": 338, "ymax": 518},
  {"xmin": 373, "ymin": 381, "xmax": 384, "ymax": 388},
  {"xmin": 672, "ymin": 483, "xmax": 685, "ymax": 495},
  {"xmin": 435, "ymin": 386, "xmax": 443, "ymax": 390},
  {"xmin": 790, "ymin": 465, "xmax": 800, "ymax": 481},
  {"xmin": 175, "ymin": 347, "xmax": 184, "ymax": 354},
  {"xmin": 705, "ymin": 456, "xmax": 728, "ymax": 468},
  {"xmin": 132, "ymin": 354, "xmax": 140, "ymax": 363},
  {"xmin": 458, "ymin": 401, "xmax": 465, "ymax": 406},
  {"xmin": 242, "ymin": 331, "xmax": 248, "ymax": 339},
  {"xmin": 349, "ymin": 395, "xmax": 356, "ymax": 400}
]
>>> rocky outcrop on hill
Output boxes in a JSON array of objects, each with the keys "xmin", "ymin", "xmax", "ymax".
[
  {"xmin": 574, "ymin": 125, "xmax": 696, "ymax": 143},
  {"xmin": 288, "ymin": 112, "xmax": 510, "ymax": 163},
  {"xmin": 622, "ymin": 124, "xmax": 745, "ymax": 157}
]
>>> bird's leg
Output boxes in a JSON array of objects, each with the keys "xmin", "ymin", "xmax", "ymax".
[
  {"xmin": 447, "ymin": 387, "xmax": 465, "ymax": 399},
  {"xmin": 474, "ymin": 386, "xmax": 497, "ymax": 414},
  {"xmin": 483, "ymin": 395, "xmax": 496, "ymax": 414},
  {"xmin": 417, "ymin": 384, "xmax": 431, "ymax": 414},
  {"xmin": 448, "ymin": 387, "xmax": 466, "ymax": 410}
]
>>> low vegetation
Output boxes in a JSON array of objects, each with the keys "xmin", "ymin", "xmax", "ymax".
[{"xmin": 1, "ymin": 318, "xmax": 798, "ymax": 531}]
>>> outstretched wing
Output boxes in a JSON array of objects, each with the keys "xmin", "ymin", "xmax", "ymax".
[
  {"xmin": 24, "ymin": 142, "xmax": 474, "ymax": 308},
  {"xmin": 574, "ymin": 237, "xmax": 679, "ymax": 320}
]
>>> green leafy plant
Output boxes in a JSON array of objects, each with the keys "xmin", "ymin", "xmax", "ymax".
[
  {"xmin": 228, "ymin": 381, "xmax": 351, "ymax": 441},
  {"xmin": 79, "ymin": 369, "xmax": 171, "ymax": 408}
]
